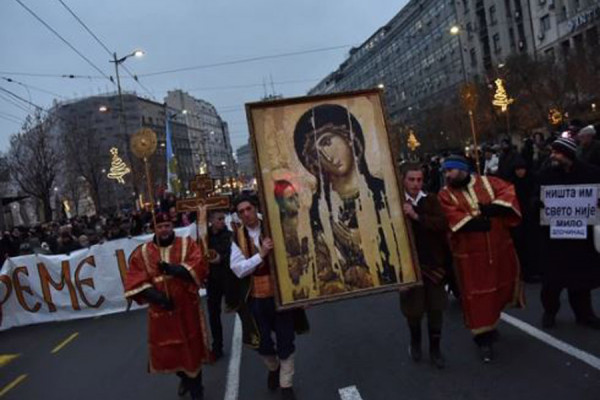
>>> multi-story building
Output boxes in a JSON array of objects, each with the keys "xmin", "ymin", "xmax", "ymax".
[
  {"xmin": 309, "ymin": 0, "xmax": 465, "ymax": 131},
  {"xmin": 165, "ymin": 90, "xmax": 235, "ymax": 182},
  {"xmin": 530, "ymin": 0, "xmax": 600, "ymax": 58},
  {"xmin": 53, "ymin": 93, "xmax": 172, "ymax": 211},
  {"xmin": 235, "ymin": 143, "xmax": 255, "ymax": 181},
  {"xmin": 456, "ymin": 0, "xmax": 537, "ymax": 75}
]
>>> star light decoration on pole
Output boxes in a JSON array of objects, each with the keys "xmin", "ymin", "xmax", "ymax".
[
  {"xmin": 492, "ymin": 78, "xmax": 514, "ymax": 112},
  {"xmin": 107, "ymin": 147, "xmax": 131, "ymax": 184}
]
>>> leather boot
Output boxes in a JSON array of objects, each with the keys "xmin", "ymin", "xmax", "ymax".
[
  {"xmin": 262, "ymin": 355, "xmax": 280, "ymax": 391},
  {"xmin": 176, "ymin": 372, "xmax": 189, "ymax": 397},
  {"xmin": 429, "ymin": 330, "xmax": 445, "ymax": 369},
  {"xmin": 408, "ymin": 321, "xmax": 422, "ymax": 362},
  {"xmin": 281, "ymin": 387, "xmax": 297, "ymax": 400},
  {"xmin": 189, "ymin": 372, "xmax": 204, "ymax": 400}
]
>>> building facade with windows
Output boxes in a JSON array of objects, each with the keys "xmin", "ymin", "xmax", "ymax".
[
  {"xmin": 53, "ymin": 93, "xmax": 171, "ymax": 211},
  {"xmin": 455, "ymin": 0, "xmax": 537, "ymax": 74},
  {"xmin": 529, "ymin": 0, "xmax": 600, "ymax": 58},
  {"xmin": 235, "ymin": 143, "xmax": 255, "ymax": 181},
  {"xmin": 309, "ymin": 0, "xmax": 465, "ymax": 129},
  {"xmin": 165, "ymin": 90, "xmax": 235, "ymax": 182}
]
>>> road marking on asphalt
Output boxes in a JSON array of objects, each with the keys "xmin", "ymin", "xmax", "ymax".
[
  {"xmin": 51, "ymin": 332, "xmax": 79, "ymax": 354},
  {"xmin": 501, "ymin": 313, "xmax": 600, "ymax": 371},
  {"xmin": 0, "ymin": 374, "xmax": 27, "ymax": 398},
  {"xmin": 0, "ymin": 354, "xmax": 20, "ymax": 368},
  {"xmin": 224, "ymin": 315, "xmax": 242, "ymax": 400},
  {"xmin": 339, "ymin": 385, "xmax": 364, "ymax": 400}
]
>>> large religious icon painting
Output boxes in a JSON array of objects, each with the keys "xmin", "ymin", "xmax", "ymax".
[{"xmin": 246, "ymin": 89, "xmax": 420, "ymax": 309}]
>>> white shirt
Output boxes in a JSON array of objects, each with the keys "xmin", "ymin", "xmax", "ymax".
[
  {"xmin": 405, "ymin": 190, "xmax": 427, "ymax": 207},
  {"xmin": 484, "ymin": 154, "xmax": 499, "ymax": 175},
  {"xmin": 230, "ymin": 224, "xmax": 263, "ymax": 278}
]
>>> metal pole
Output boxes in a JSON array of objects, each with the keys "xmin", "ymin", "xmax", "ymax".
[
  {"xmin": 144, "ymin": 157, "xmax": 157, "ymax": 229},
  {"xmin": 112, "ymin": 52, "xmax": 139, "ymax": 210},
  {"xmin": 457, "ymin": 34, "xmax": 468, "ymax": 83},
  {"xmin": 506, "ymin": 108, "xmax": 510, "ymax": 138},
  {"xmin": 468, "ymin": 110, "xmax": 481, "ymax": 174}
]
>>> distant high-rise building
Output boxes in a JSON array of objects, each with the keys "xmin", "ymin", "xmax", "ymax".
[
  {"xmin": 165, "ymin": 90, "xmax": 235, "ymax": 181},
  {"xmin": 529, "ymin": 0, "xmax": 600, "ymax": 59},
  {"xmin": 52, "ymin": 92, "xmax": 175, "ymax": 210},
  {"xmin": 236, "ymin": 143, "xmax": 255, "ymax": 181},
  {"xmin": 456, "ymin": 0, "xmax": 536, "ymax": 73},
  {"xmin": 309, "ymin": 0, "xmax": 465, "ymax": 130}
]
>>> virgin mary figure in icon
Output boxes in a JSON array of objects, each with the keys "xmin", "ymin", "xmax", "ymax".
[{"xmin": 293, "ymin": 104, "xmax": 401, "ymax": 293}]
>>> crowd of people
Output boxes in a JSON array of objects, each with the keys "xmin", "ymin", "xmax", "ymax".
[
  {"xmin": 0, "ymin": 192, "xmax": 200, "ymax": 264},
  {"xmin": 3, "ymin": 121, "xmax": 599, "ymax": 400}
]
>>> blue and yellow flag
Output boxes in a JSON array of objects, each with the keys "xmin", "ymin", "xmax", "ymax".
[{"xmin": 165, "ymin": 116, "xmax": 181, "ymax": 193}]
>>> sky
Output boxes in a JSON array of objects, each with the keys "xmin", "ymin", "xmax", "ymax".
[{"xmin": 0, "ymin": 0, "xmax": 407, "ymax": 155}]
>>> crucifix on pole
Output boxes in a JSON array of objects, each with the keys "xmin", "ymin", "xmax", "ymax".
[{"xmin": 176, "ymin": 174, "xmax": 230, "ymax": 261}]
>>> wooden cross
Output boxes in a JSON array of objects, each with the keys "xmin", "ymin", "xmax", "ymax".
[
  {"xmin": 176, "ymin": 174, "xmax": 230, "ymax": 212},
  {"xmin": 176, "ymin": 174, "xmax": 230, "ymax": 261}
]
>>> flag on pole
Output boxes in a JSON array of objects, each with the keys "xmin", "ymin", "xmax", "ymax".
[{"xmin": 166, "ymin": 116, "xmax": 180, "ymax": 193}]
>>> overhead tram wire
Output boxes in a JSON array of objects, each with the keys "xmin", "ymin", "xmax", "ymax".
[
  {"xmin": 0, "ymin": 111, "xmax": 24, "ymax": 125},
  {"xmin": 1, "ymin": 77, "xmax": 66, "ymax": 99},
  {"xmin": 55, "ymin": 0, "xmax": 155, "ymax": 99},
  {"xmin": 0, "ymin": 92, "xmax": 32, "ymax": 114},
  {"xmin": 0, "ymin": 71, "xmax": 106, "ymax": 80},
  {"xmin": 0, "ymin": 87, "xmax": 47, "ymax": 113},
  {"xmin": 184, "ymin": 78, "xmax": 321, "ymax": 92},
  {"xmin": 138, "ymin": 44, "xmax": 352, "ymax": 77},
  {"xmin": 14, "ymin": 0, "xmax": 113, "ymax": 83},
  {"xmin": 0, "ymin": 114, "xmax": 23, "ymax": 126}
]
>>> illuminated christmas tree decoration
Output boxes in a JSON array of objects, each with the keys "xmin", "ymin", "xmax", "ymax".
[
  {"xmin": 548, "ymin": 108, "xmax": 564, "ymax": 126},
  {"xmin": 407, "ymin": 129, "xmax": 421, "ymax": 151},
  {"xmin": 492, "ymin": 79, "xmax": 514, "ymax": 112},
  {"xmin": 107, "ymin": 147, "xmax": 131, "ymax": 184}
]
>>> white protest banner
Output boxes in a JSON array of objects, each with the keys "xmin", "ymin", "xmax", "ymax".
[
  {"xmin": 541, "ymin": 184, "xmax": 600, "ymax": 239},
  {"xmin": 0, "ymin": 224, "xmax": 197, "ymax": 331},
  {"xmin": 550, "ymin": 218, "xmax": 588, "ymax": 239},
  {"xmin": 541, "ymin": 185, "xmax": 600, "ymax": 224}
]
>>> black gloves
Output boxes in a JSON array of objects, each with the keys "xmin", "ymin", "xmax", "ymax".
[
  {"xmin": 141, "ymin": 287, "xmax": 174, "ymax": 311},
  {"xmin": 159, "ymin": 261, "xmax": 194, "ymax": 283},
  {"xmin": 459, "ymin": 216, "xmax": 491, "ymax": 232},
  {"xmin": 479, "ymin": 203, "xmax": 512, "ymax": 218}
]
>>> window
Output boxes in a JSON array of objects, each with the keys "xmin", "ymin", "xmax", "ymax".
[
  {"xmin": 493, "ymin": 33, "xmax": 502, "ymax": 53},
  {"xmin": 587, "ymin": 27, "xmax": 599, "ymax": 47},
  {"xmin": 490, "ymin": 5, "xmax": 497, "ymax": 25},
  {"xmin": 509, "ymin": 28, "xmax": 516, "ymax": 48},
  {"xmin": 470, "ymin": 48, "xmax": 477, "ymax": 66},
  {"xmin": 464, "ymin": 0, "xmax": 470, "ymax": 14},
  {"xmin": 505, "ymin": 0, "xmax": 512, "ymax": 17},
  {"xmin": 467, "ymin": 22, "xmax": 473, "ymax": 39},
  {"xmin": 541, "ymin": 15, "xmax": 551, "ymax": 31}
]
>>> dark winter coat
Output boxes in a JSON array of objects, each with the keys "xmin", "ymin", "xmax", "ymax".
[
  {"xmin": 537, "ymin": 161, "xmax": 600, "ymax": 289},
  {"xmin": 577, "ymin": 141, "xmax": 600, "ymax": 168}
]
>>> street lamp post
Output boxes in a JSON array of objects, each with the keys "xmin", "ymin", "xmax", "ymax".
[
  {"xmin": 450, "ymin": 25, "xmax": 468, "ymax": 84},
  {"xmin": 109, "ymin": 49, "xmax": 144, "ymax": 208},
  {"xmin": 220, "ymin": 161, "xmax": 227, "ymax": 191},
  {"xmin": 451, "ymin": 25, "xmax": 482, "ymax": 173}
]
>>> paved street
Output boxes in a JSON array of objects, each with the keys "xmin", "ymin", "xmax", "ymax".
[{"xmin": 1, "ymin": 283, "xmax": 599, "ymax": 400}]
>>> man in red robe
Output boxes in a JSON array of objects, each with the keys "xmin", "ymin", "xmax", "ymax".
[
  {"xmin": 125, "ymin": 212, "xmax": 210, "ymax": 399},
  {"xmin": 438, "ymin": 155, "xmax": 524, "ymax": 363}
]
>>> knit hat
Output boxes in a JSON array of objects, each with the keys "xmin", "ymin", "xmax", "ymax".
[
  {"xmin": 155, "ymin": 212, "xmax": 171, "ymax": 224},
  {"xmin": 442, "ymin": 155, "xmax": 471, "ymax": 172},
  {"xmin": 551, "ymin": 137, "xmax": 577, "ymax": 160},
  {"xmin": 578, "ymin": 125, "xmax": 596, "ymax": 137}
]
